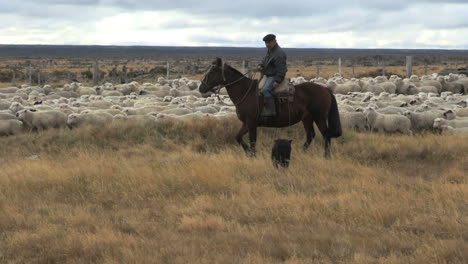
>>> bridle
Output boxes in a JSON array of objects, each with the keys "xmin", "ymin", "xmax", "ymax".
[{"xmin": 200, "ymin": 62, "xmax": 256, "ymax": 106}]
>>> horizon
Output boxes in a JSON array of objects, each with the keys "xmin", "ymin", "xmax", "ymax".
[{"xmin": 0, "ymin": 44, "xmax": 467, "ymax": 51}]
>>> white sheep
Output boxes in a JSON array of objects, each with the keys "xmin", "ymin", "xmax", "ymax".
[
  {"xmin": 123, "ymin": 106, "xmax": 165, "ymax": 116},
  {"xmin": 340, "ymin": 112, "xmax": 367, "ymax": 132},
  {"xmin": 403, "ymin": 110, "xmax": 442, "ymax": 132},
  {"xmin": 16, "ymin": 109, "xmax": 68, "ymax": 131},
  {"xmin": 327, "ymin": 80, "xmax": 360, "ymax": 94},
  {"xmin": 0, "ymin": 99, "xmax": 11, "ymax": 110},
  {"xmin": 76, "ymin": 86, "xmax": 97, "ymax": 96},
  {"xmin": 439, "ymin": 125, "xmax": 468, "ymax": 134},
  {"xmin": 433, "ymin": 117, "xmax": 468, "ymax": 130},
  {"xmin": 410, "ymin": 84, "xmax": 439, "ymax": 94},
  {"xmin": 8, "ymin": 102, "xmax": 25, "ymax": 114},
  {"xmin": 453, "ymin": 108, "xmax": 468, "ymax": 117},
  {"xmin": 193, "ymin": 106, "xmax": 219, "ymax": 114},
  {"xmin": 101, "ymin": 90, "xmax": 123, "ymax": 97},
  {"xmin": 291, "ymin": 77, "xmax": 307, "ymax": 85},
  {"xmin": 0, "ymin": 112, "xmax": 16, "ymax": 120},
  {"xmin": 67, "ymin": 112, "xmax": 113, "ymax": 128},
  {"xmin": 375, "ymin": 76, "xmax": 397, "ymax": 94},
  {"xmin": 0, "ymin": 87, "xmax": 19, "ymax": 94},
  {"xmin": 161, "ymin": 108, "xmax": 193, "ymax": 116},
  {"xmin": 360, "ymin": 79, "xmax": 385, "ymax": 95},
  {"xmin": 437, "ymin": 76, "xmax": 464, "ymax": 94},
  {"xmin": 80, "ymin": 109, "xmax": 124, "ymax": 116},
  {"xmin": 0, "ymin": 120, "xmax": 23, "ymax": 136},
  {"xmin": 366, "ymin": 108, "xmax": 412, "ymax": 135}
]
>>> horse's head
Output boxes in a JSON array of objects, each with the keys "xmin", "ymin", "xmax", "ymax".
[{"xmin": 199, "ymin": 57, "xmax": 226, "ymax": 95}]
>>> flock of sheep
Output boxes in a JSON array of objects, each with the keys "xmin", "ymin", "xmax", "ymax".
[
  {"xmin": 306, "ymin": 73, "xmax": 468, "ymax": 135},
  {"xmin": 1, "ymin": 72, "xmax": 468, "ymax": 137}
]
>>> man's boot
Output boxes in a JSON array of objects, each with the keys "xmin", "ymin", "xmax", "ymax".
[{"xmin": 262, "ymin": 97, "xmax": 276, "ymax": 117}]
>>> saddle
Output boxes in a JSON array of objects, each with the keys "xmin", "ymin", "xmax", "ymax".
[{"xmin": 258, "ymin": 76, "xmax": 295, "ymax": 103}]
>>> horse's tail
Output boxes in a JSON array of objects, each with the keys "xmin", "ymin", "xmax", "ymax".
[{"xmin": 326, "ymin": 90, "xmax": 342, "ymax": 138}]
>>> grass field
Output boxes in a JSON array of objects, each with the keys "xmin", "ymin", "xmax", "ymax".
[{"xmin": 0, "ymin": 118, "xmax": 467, "ymax": 263}]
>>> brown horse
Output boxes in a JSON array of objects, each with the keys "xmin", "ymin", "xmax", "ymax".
[{"xmin": 199, "ymin": 58, "xmax": 342, "ymax": 158}]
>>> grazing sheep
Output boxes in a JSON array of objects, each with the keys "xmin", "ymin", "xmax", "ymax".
[
  {"xmin": 193, "ymin": 106, "xmax": 219, "ymax": 114},
  {"xmin": 291, "ymin": 77, "xmax": 307, "ymax": 85},
  {"xmin": 340, "ymin": 112, "xmax": 367, "ymax": 132},
  {"xmin": 443, "ymin": 109, "xmax": 457, "ymax": 120},
  {"xmin": 454, "ymin": 108, "xmax": 468, "ymax": 117},
  {"xmin": 360, "ymin": 79, "xmax": 385, "ymax": 95},
  {"xmin": 366, "ymin": 108, "xmax": 412, "ymax": 135},
  {"xmin": 0, "ymin": 120, "xmax": 23, "ymax": 136},
  {"xmin": 67, "ymin": 112, "xmax": 113, "ymax": 128},
  {"xmin": 375, "ymin": 76, "xmax": 397, "ymax": 94},
  {"xmin": 76, "ymin": 86, "xmax": 97, "ymax": 96},
  {"xmin": 115, "ymin": 81, "xmax": 141, "ymax": 95},
  {"xmin": 407, "ymin": 84, "xmax": 438, "ymax": 94},
  {"xmin": 80, "ymin": 109, "xmax": 124, "ymax": 116},
  {"xmin": 437, "ymin": 76, "xmax": 464, "ymax": 94},
  {"xmin": 16, "ymin": 109, "xmax": 68, "ymax": 131},
  {"xmin": 101, "ymin": 90, "xmax": 123, "ymax": 97},
  {"xmin": 433, "ymin": 117, "xmax": 468, "ymax": 130},
  {"xmin": 0, "ymin": 112, "xmax": 16, "ymax": 120},
  {"xmin": 403, "ymin": 111, "xmax": 442, "ymax": 132},
  {"xmin": 439, "ymin": 125, "xmax": 468, "ymax": 134},
  {"xmin": 8, "ymin": 102, "xmax": 26, "ymax": 114},
  {"xmin": 394, "ymin": 78, "xmax": 412, "ymax": 94},
  {"xmin": 123, "ymin": 106, "xmax": 165, "ymax": 116},
  {"xmin": 0, "ymin": 99, "xmax": 11, "ymax": 110},
  {"xmin": 0, "ymin": 87, "xmax": 19, "ymax": 94},
  {"xmin": 327, "ymin": 80, "xmax": 360, "ymax": 94},
  {"xmin": 161, "ymin": 108, "xmax": 193, "ymax": 116}
]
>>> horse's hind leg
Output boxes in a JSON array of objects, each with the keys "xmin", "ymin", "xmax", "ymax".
[
  {"xmin": 315, "ymin": 117, "xmax": 332, "ymax": 159},
  {"xmin": 302, "ymin": 116, "xmax": 316, "ymax": 151},
  {"xmin": 236, "ymin": 123, "xmax": 249, "ymax": 153}
]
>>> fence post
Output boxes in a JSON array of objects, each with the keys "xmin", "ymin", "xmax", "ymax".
[
  {"xmin": 93, "ymin": 60, "xmax": 99, "ymax": 85},
  {"xmin": 29, "ymin": 64, "xmax": 32, "ymax": 85},
  {"xmin": 338, "ymin": 57, "xmax": 342, "ymax": 75},
  {"xmin": 382, "ymin": 60, "xmax": 386, "ymax": 77},
  {"xmin": 38, "ymin": 71, "xmax": 41, "ymax": 86},
  {"xmin": 406, "ymin": 56, "xmax": 413, "ymax": 78},
  {"xmin": 242, "ymin": 60, "xmax": 246, "ymax": 73},
  {"xmin": 316, "ymin": 64, "xmax": 320, "ymax": 77},
  {"xmin": 352, "ymin": 63, "xmax": 355, "ymax": 78},
  {"xmin": 424, "ymin": 63, "xmax": 428, "ymax": 75},
  {"xmin": 166, "ymin": 61, "xmax": 170, "ymax": 79},
  {"xmin": 12, "ymin": 68, "xmax": 16, "ymax": 86}
]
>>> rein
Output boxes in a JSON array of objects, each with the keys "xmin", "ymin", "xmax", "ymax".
[{"xmin": 201, "ymin": 63, "xmax": 256, "ymax": 106}]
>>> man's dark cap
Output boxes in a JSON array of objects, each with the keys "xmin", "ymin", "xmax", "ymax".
[{"xmin": 263, "ymin": 34, "xmax": 276, "ymax": 42}]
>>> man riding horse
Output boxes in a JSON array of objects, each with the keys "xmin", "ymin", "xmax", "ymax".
[{"xmin": 256, "ymin": 34, "xmax": 288, "ymax": 117}]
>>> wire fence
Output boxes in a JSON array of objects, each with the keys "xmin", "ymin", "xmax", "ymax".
[{"xmin": 0, "ymin": 56, "xmax": 466, "ymax": 86}]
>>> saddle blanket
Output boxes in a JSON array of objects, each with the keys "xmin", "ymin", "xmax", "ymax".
[{"xmin": 258, "ymin": 76, "xmax": 295, "ymax": 102}]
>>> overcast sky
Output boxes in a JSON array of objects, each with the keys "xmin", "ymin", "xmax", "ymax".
[{"xmin": 0, "ymin": 0, "xmax": 467, "ymax": 49}]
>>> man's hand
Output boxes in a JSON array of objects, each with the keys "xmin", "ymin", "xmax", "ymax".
[{"xmin": 273, "ymin": 81, "xmax": 280, "ymax": 88}]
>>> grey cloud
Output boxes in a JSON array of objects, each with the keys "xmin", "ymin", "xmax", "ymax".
[{"xmin": 0, "ymin": 0, "xmax": 467, "ymax": 48}]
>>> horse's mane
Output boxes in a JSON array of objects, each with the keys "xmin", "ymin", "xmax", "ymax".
[
  {"xmin": 225, "ymin": 63, "xmax": 257, "ymax": 81},
  {"xmin": 225, "ymin": 63, "xmax": 244, "ymax": 76}
]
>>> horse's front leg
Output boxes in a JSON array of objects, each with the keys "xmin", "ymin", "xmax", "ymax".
[
  {"xmin": 236, "ymin": 123, "xmax": 249, "ymax": 153},
  {"xmin": 248, "ymin": 125, "xmax": 257, "ymax": 157}
]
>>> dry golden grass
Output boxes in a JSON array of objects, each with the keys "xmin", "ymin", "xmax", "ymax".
[{"xmin": 0, "ymin": 118, "xmax": 467, "ymax": 263}]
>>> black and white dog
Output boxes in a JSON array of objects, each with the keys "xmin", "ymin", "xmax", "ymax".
[{"xmin": 271, "ymin": 139, "xmax": 292, "ymax": 168}]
